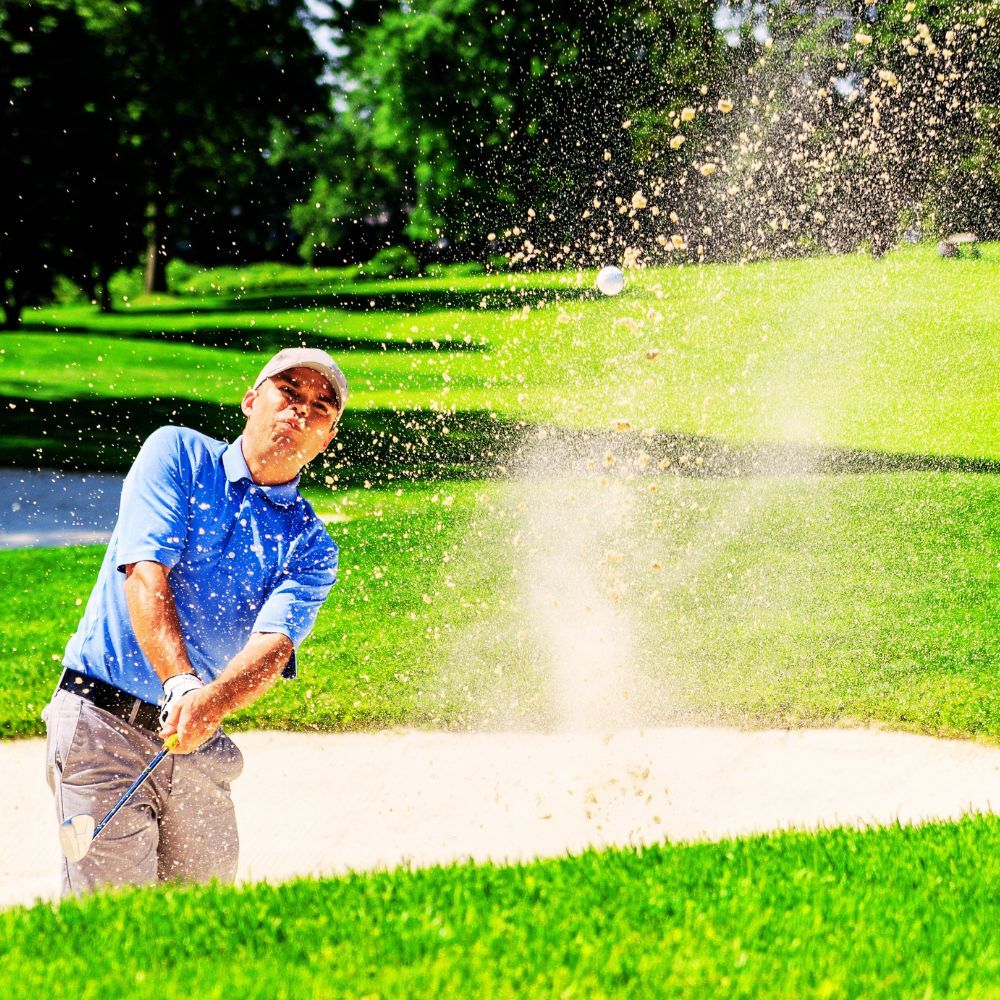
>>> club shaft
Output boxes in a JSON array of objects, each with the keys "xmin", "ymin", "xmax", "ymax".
[{"xmin": 92, "ymin": 746, "xmax": 170, "ymax": 839}]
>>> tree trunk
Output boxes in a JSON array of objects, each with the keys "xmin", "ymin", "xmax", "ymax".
[
  {"xmin": 97, "ymin": 270, "xmax": 113, "ymax": 313},
  {"xmin": 144, "ymin": 197, "xmax": 169, "ymax": 294},
  {"xmin": 2, "ymin": 279, "xmax": 22, "ymax": 330},
  {"xmin": 2, "ymin": 299, "xmax": 21, "ymax": 330}
]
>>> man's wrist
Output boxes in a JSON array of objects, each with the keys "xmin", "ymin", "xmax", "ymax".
[
  {"xmin": 198, "ymin": 678, "xmax": 232, "ymax": 718},
  {"xmin": 159, "ymin": 672, "xmax": 205, "ymax": 727},
  {"xmin": 162, "ymin": 669, "xmax": 197, "ymax": 684},
  {"xmin": 162, "ymin": 672, "xmax": 203, "ymax": 695}
]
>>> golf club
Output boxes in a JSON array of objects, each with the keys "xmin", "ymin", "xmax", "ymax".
[{"xmin": 59, "ymin": 733, "xmax": 179, "ymax": 863}]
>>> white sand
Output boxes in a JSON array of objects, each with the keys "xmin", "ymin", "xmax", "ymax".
[{"xmin": 4, "ymin": 725, "xmax": 999, "ymax": 909}]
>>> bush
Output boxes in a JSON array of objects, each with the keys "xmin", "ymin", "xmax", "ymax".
[
  {"xmin": 358, "ymin": 246, "xmax": 421, "ymax": 280},
  {"xmin": 107, "ymin": 265, "xmax": 145, "ymax": 304},
  {"xmin": 51, "ymin": 275, "xmax": 86, "ymax": 305},
  {"xmin": 166, "ymin": 258, "xmax": 199, "ymax": 289},
  {"xmin": 176, "ymin": 261, "xmax": 359, "ymax": 297},
  {"xmin": 424, "ymin": 261, "xmax": 486, "ymax": 279}
]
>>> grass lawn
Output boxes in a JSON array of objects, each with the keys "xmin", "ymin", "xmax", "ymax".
[
  {"xmin": 1, "ymin": 245, "xmax": 998, "ymax": 741},
  {"xmin": 1, "ymin": 247, "xmax": 998, "ymax": 992},
  {"xmin": 3, "ymin": 243, "xmax": 999, "ymax": 473},
  {"xmin": 1, "ymin": 815, "xmax": 997, "ymax": 998}
]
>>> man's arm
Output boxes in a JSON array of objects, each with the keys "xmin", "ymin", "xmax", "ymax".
[
  {"xmin": 159, "ymin": 632, "xmax": 293, "ymax": 753},
  {"xmin": 123, "ymin": 561, "xmax": 195, "ymax": 682},
  {"xmin": 124, "ymin": 560, "xmax": 293, "ymax": 753}
]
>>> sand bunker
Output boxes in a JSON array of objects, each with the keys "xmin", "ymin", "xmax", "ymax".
[
  {"xmin": 3, "ymin": 725, "xmax": 999, "ymax": 909},
  {"xmin": 0, "ymin": 469, "xmax": 122, "ymax": 550}
]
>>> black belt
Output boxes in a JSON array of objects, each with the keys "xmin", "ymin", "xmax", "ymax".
[{"xmin": 58, "ymin": 668, "xmax": 161, "ymax": 733}]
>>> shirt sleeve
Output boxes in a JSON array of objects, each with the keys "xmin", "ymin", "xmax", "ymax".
[
  {"xmin": 114, "ymin": 427, "xmax": 191, "ymax": 573},
  {"xmin": 253, "ymin": 531, "xmax": 338, "ymax": 678}
]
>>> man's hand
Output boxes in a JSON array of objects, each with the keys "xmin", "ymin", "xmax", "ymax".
[
  {"xmin": 157, "ymin": 632, "xmax": 293, "ymax": 754},
  {"xmin": 159, "ymin": 685, "xmax": 224, "ymax": 754},
  {"xmin": 159, "ymin": 672, "xmax": 204, "ymax": 727}
]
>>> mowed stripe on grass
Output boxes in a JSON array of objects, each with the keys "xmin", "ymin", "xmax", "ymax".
[
  {"xmin": 2, "ymin": 471, "xmax": 997, "ymax": 741},
  {"xmin": 4, "ymin": 242, "xmax": 999, "ymax": 464}
]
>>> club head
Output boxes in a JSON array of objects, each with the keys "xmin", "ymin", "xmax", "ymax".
[{"xmin": 59, "ymin": 813, "xmax": 96, "ymax": 863}]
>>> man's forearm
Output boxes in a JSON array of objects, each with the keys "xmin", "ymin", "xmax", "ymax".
[
  {"xmin": 125, "ymin": 560, "xmax": 293, "ymax": 751},
  {"xmin": 124, "ymin": 561, "xmax": 194, "ymax": 683},
  {"xmin": 160, "ymin": 631, "xmax": 292, "ymax": 753},
  {"xmin": 201, "ymin": 632, "xmax": 293, "ymax": 718}
]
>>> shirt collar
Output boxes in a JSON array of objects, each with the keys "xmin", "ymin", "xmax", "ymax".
[{"xmin": 222, "ymin": 437, "xmax": 301, "ymax": 509}]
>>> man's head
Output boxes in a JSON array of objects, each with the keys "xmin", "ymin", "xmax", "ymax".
[
  {"xmin": 254, "ymin": 348, "xmax": 349, "ymax": 413},
  {"xmin": 240, "ymin": 348, "xmax": 348, "ymax": 483}
]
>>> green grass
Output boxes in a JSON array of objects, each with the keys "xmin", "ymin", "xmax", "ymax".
[
  {"xmin": 2, "ymin": 248, "xmax": 999, "ymax": 993},
  {"xmin": 4, "ymin": 470, "xmax": 997, "ymax": 741},
  {"xmin": 2, "ymin": 815, "xmax": 998, "ymax": 998},
  {"xmin": 2, "ymin": 246, "xmax": 997, "ymax": 739},
  {"xmin": 4, "ymin": 243, "xmax": 999, "ymax": 471}
]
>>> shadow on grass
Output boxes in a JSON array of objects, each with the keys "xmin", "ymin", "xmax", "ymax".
[
  {"xmin": 104, "ymin": 284, "xmax": 593, "ymax": 315},
  {"xmin": 541, "ymin": 431, "xmax": 1000, "ymax": 478},
  {"xmin": 18, "ymin": 323, "xmax": 487, "ymax": 354},
  {"xmin": 1, "ymin": 392, "xmax": 997, "ymax": 484},
  {"xmin": 0, "ymin": 394, "xmax": 523, "ymax": 488}
]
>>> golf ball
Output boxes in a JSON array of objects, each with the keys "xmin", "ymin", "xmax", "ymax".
[{"xmin": 596, "ymin": 265, "xmax": 625, "ymax": 296}]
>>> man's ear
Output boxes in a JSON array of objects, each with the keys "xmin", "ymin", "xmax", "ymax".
[
  {"xmin": 240, "ymin": 388, "xmax": 257, "ymax": 419},
  {"xmin": 321, "ymin": 423, "xmax": 339, "ymax": 450}
]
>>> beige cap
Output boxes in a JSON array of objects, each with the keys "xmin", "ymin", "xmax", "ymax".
[{"xmin": 254, "ymin": 348, "xmax": 349, "ymax": 416}]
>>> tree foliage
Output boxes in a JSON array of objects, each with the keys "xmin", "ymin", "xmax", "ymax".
[
  {"xmin": 1, "ymin": 0, "xmax": 328, "ymax": 326},
  {"xmin": 297, "ymin": 0, "xmax": 721, "ymax": 264},
  {"xmin": 297, "ymin": 0, "xmax": 997, "ymax": 266},
  {"xmin": 1, "ymin": 0, "xmax": 141, "ymax": 325}
]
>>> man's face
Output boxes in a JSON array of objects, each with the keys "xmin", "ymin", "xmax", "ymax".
[{"xmin": 241, "ymin": 367, "xmax": 340, "ymax": 470}]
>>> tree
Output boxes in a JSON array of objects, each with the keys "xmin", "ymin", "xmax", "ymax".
[
  {"xmin": 630, "ymin": 0, "xmax": 998, "ymax": 261},
  {"xmin": 297, "ymin": 0, "xmax": 691, "ymax": 265},
  {"xmin": 296, "ymin": 0, "xmax": 996, "ymax": 267},
  {"xmin": 1, "ymin": 0, "xmax": 139, "ymax": 327},
  {"xmin": 2, "ymin": 0, "xmax": 331, "ymax": 322},
  {"xmin": 85, "ymin": 0, "xmax": 330, "ymax": 293}
]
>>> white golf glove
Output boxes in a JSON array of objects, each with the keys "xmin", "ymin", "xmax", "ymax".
[{"xmin": 159, "ymin": 672, "xmax": 204, "ymax": 727}]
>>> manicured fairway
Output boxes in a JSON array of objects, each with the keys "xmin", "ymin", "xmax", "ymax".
[
  {"xmin": 3, "ymin": 469, "xmax": 997, "ymax": 740},
  {"xmin": 2, "ymin": 248, "xmax": 997, "ymax": 738},
  {"xmin": 1, "ymin": 815, "xmax": 997, "ymax": 998},
  {"xmin": 3, "ymin": 244, "xmax": 999, "ymax": 475},
  {"xmin": 2, "ymin": 246, "xmax": 997, "ymax": 745}
]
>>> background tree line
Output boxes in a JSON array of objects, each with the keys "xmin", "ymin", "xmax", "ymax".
[
  {"xmin": 2, "ymin": 0, "xmax": 996, "ymax": 327},
  {"xmin": 2, "ymin": 0, "xmax": 326, "ymax": 327}
]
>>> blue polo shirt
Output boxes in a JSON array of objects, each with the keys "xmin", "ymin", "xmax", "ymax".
[{"xmin": 62, "ymin": 426, "xmax": 339, "ymax": 703}]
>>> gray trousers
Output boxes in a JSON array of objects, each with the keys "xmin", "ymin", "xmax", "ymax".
[{"xmin": 44, "ymin": 688, "xmax": 244, "ymax": 897}]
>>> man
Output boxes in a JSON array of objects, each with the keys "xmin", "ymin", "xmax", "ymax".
[{"xmin": 43, "ymin": 347, "xmax": 347, "ymax": 895}]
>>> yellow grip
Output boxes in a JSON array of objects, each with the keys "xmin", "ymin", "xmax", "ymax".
[{"xmin": 163, "ymin": 733, "xmax": 180, "ymax": 752}]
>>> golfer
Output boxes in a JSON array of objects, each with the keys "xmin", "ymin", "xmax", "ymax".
[{"xmin": 43, "ymin": 348, "xmax": 347, "ymax": 895}]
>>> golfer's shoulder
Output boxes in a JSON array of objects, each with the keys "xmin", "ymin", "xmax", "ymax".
[{"xmin": 139, "ymin": 425, "xmax": 225, "ymax": 467}]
